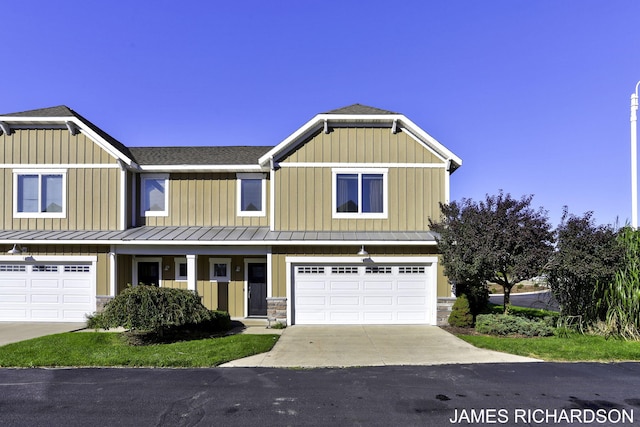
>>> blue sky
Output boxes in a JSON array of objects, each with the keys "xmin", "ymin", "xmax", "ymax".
[{"xmin": 3, "ymin": 1, "xmax": 639, "ymax": 227}]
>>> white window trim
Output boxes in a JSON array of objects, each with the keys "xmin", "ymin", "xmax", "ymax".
[
  {"xmin": 331, "ymin": 168, "xmax": 388, "ymax": 219},
  {"xmin": 237, "ymin": 173, "xmax": 266, "ymax": 217},
  {"xmin": 174, "ymin": 257, "xmax": 187, "ymax": 281},
  {"xmin": 209, "ymin": 257, "xmax": 231, "ymax": 282},
  {"xmin": 13, "ymin": 169, "xmax": 67, "ymax": 219},
  {"xmin": 140, "ymin": 173, "xmax": 169, "ymax": 217},
  {"xmin": 132, "ymin": 257, "xmax": 163, "ymax": 287}
]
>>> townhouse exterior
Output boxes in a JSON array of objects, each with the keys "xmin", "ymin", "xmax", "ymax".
[{"xmin": 0, "ymin": 104, "xmax": 461, "ymax": 325}]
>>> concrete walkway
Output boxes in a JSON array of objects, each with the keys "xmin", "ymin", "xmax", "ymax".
[
  {"xmin": 0, "ymin": 322, "xmax": 86, "ymax": 346},
  {"xmin": 220, "ymin": 325, "xmax": 540, "ymax": 368}
]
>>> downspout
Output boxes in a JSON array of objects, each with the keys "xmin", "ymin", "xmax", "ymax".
[{"xmin": 118, "ymin": 160, "xmax": 127, "ymax": 230}]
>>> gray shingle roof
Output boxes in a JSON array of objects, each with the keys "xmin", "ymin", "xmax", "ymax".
[
  {"xmin": 129, "ymin": 146, "xmax": 273, "ymax": 165},
  {"xmin": 0, "ymin": 105, "xmax": 75, "ymax": 117},
  {"xmin": 324, "ymin": 104, "xmax": 398, "ymax": 115}
]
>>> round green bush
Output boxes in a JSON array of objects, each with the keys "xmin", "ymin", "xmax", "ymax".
[{"xmin": 448, "ymin": 294, "xmax": 474, "ymax": 327}]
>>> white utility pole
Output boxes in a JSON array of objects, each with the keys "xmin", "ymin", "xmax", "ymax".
[{"xmin": 631, "ymin": 81, "xmax": 640, "ymax": 229}]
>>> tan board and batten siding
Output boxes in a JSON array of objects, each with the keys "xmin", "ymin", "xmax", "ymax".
[
  {"xmin": 0, "ymin": 129, "xmax": 122, "ymax": 230},
  {"xmin": 275, "ymin": 127, "xmax": 446, "ymax": 231},
  {"xmin": 138, "ymin": 173, "xmax": 269, "ymax": 227}
]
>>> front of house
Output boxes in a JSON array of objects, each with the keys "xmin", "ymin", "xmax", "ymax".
[{"xmin": 0, "ymin": 104, "xmax": 461, "ymax": 325}]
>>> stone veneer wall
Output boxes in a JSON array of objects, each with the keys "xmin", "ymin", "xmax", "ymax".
[
  {"xmin": 437, "ymin": 297, "xmax": 456, "ymax": 326},
  {"xmin": 267, "ymin": 297, "xmax": 287, "ymax": 325},
  {"xmin": 95, "ymin": 296, "xmax": 113, "ymax": 312}
]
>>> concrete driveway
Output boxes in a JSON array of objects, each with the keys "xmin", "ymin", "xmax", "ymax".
[
  {"xmin": 0, "ymin": 322, "xmax": 86, "ymax": 346},
  {"xmin": 221, "ymin": 325, "xmax": 540, "ymax": 368}
]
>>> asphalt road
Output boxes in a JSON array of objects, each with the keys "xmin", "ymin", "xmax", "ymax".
[
  {"xmin": 1, "ymin": 363, "xmax": 639, "ymax": 426},
  {"xmin": 490, "ymin": 290, "xmax": 560, "ymax": 311}
]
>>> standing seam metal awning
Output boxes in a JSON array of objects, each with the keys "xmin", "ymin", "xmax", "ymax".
[{"xmin": 0, "ymin": 226, "xmax": 439, "ymax": 245}]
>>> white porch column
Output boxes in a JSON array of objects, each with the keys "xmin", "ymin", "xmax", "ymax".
[
  {"xmin": 186, "ymin": 254, "xmax": 197, "ymax": 292},
  {"xmin": 109, "ymin": 247, "xmax": 116, "ymax": 297}
]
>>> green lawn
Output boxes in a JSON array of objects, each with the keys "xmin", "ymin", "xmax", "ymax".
[
  {"xmin": 0, "ymin": 332, "xmax": 279, "ymax": 368},
  {"xmin": 458, "ymin": 333, "xmax": 640, "ymax": 362}
]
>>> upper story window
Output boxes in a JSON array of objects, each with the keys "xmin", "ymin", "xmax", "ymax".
[
  {"xmin": 13, "ymin": 169, "xmax": 66, "ymax": 218},
  {"xmin": 237, "ymin": 173, "xmax": 266, "ymax": 217},
  {"xmin": 332, "ymin": 168, "xmax": 388, "ymax": 219},
  {"xmin": 141, "ymin": 174, "xmax": 169, "ymax": 217}
]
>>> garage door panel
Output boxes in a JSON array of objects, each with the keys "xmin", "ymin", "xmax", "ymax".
[
  {"xmin": 397, "ymin": 281, "xmax": 426, "ymax": 290},
  {"xmin": 363, "ymin": 281, "xmax": 393, "ymax": 291},
  {"xmin": 364, "ymin": 296, "xmax": 393, "ymax": 305},
  {"xmin": 0, "ymin": 261, "xmax": 94, "ymax": 322},
  {"xmin": 329, "ymin": 312, "xmax": 360, "ymax": 322},
  {"xmin": 297, "ymin": 295, "xmax": 326, "ymax": 305},
  {"xmin": 2, "ymin": 295, "xmax": 27, "ymax": 303},
  {"xmin": 363, "ymin": 312, "xmax": 393, "ymax": 322},
  {"xmin": 330, "ymin": 281, "xmax": 359, "ymax": 291},
  {"xmin": 296, "ymin": 281, "xmax": 327, "ymax": 291},
  {"xmin": 294, "ymin": 263, "xmax": 434, "ymax": 325},
  {"xmin": 63, "ymin": 295, "xmax": 92, "ymax": 304},
  {"xmin": 397, "ymin": 296, "xmax": 426, "ymax": 305},
  {"xmin": 31, "ymin": 280, "xmax": 60, "ymax": 289},
  {"xmin": 32, "ymin": 310, "xmax": 60, "ymax": 319},
  {"xmin": 398, "ymin": 311, "xmax": 428, "ymax": 321},
  {"xmin": 31, "ymin": 294, "xmax": 60, "ymax": 303},
  {"xmin": 330, "ymin": 296, "xmax": 359, "ymax": 305}
]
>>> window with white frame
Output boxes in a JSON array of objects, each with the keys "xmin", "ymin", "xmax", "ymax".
[
  {"xmin": 332, "ymin": 169, "xmax": 387, "ymax": 218},
  {"xmin": 175, "ymin": 258, "xmax": 187, "ymax": 281},
  {"xmin": 209, "ymin": 258, "xmax": 231, "ymax": 281},
  {"xmin": 13, "ymin": 170, "xmax": 66, "ymax": 218},
  {"xmin": 141, "ymin": 174, "xmax": 169, "ymax": 217},
  {"xmin": 237, "ymin": 173, "xmax": 266, "ymax": 216}
]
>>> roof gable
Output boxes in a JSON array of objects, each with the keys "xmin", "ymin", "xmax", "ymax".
[
  {"xmin": 0, "ymin": 105, "xmax": 136, "ymax": 166},
  {"xmin": 259, "ymin": 105, "xmax": 462, "ymax": 171}
]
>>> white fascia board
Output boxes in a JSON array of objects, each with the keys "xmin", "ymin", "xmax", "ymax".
[
  {"xmin": 259, "ymin": 115, "xmax": 325, "ymax": 165},
  {"xmin": 0, "ymin": 116, "xmax": 137, "ymax": 168},
  {"xmin": 398, "ymin": 116, "xmax": 462, "ymax": 169},
  {"xmin": 138, "ymin": 165, "xmax": 268, "ymax": 173},
  {"xmin": 286, "ymin": 255, "xmax": 439, "ymax": 264}
]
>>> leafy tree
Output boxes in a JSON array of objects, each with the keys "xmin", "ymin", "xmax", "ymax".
[
  {"xmin": 546, "ymin": 209, "xmax": 623, "ymax": 323},
  {"xmin": 430, "ymin": 191, "xmax": 554, "ymax": 313}
]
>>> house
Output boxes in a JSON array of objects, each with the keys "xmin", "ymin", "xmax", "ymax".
[{"xmin": 0, "ymin": 104, "xmax": 461, "ymax": 325}]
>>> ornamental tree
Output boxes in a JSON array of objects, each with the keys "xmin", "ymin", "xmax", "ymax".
[
  {"xmin": 546, "ymin": 209, "xmax": 623, "ymax": 322},
  {"xmin": 430, "ymin": 191, "xmax": 554, "ymax": 313}
]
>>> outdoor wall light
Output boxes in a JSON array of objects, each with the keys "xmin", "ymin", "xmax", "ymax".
[
  {"xmin": 357, "ymin": 245, "xmax": 368, "ymax": 257},
  {"xmin": 235, "ymin": 266, "xmax": 241, "ymax": 273},
  {"xmin": 7, "ymin": 244, "xmax": 27, "ymax": 255}
]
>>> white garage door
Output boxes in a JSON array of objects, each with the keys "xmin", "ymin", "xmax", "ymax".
[
  {"xmin": 0, "ymin": 261, "xmax": 95, "ymax": 322},
  {"xmin": 293, "ymin": 264, "xmax": 434, "ymax": 325}
]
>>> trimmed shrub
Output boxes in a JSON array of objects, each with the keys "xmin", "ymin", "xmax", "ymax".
[
  {"xmin": 87, "ymin": 285, "xmax": 219, "ymax": 335},
  {"xmin": 475, "ymin": 314, "xmax": 555, "ymax": 337},
  {"xmin": 448, "ymin": 294, "xmax": 474, "ymax": 328}
]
